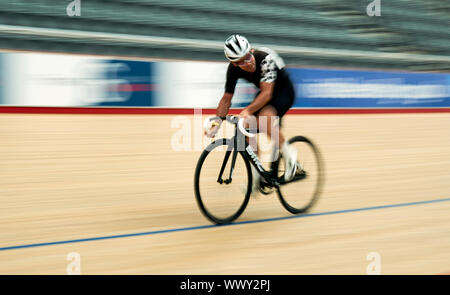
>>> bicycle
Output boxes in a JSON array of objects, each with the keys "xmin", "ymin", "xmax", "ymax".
[{"xmin": 194, "ymin": 115, "xmax": 324, "ymax": 225}]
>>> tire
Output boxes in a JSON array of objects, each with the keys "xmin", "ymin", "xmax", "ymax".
[
  {"xmin": 276, "ymin": 136, "xmax": 324, "ymax": 214},
  {"xmin": 194, "ymin": 138, "xmax": 252, "ymax": 224}
]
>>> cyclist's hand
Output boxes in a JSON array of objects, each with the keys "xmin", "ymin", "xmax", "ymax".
[
  {"xmin": 239, "ymin": 109, "xmax": 251, "ymax": 119},
  {"xmin": 205, "ymin": 121, "xmax": 221, "ymax": 138}
]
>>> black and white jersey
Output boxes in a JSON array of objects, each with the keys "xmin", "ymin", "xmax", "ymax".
[{"xmin": 224, "ymin": 49, "xmax": 290, "ymax": 94}]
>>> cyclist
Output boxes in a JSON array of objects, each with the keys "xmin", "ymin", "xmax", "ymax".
[{"xmin": 205, "ymin": 34, "xmax": 298, "ymax": 194}]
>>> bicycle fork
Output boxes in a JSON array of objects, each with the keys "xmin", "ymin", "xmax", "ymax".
[
  {"xmin": 216, "ymin": 136, "xmax": 239, "ymax": 185},
  {"xmin": 216, "ymin": 150, "xmax": 237, "ymax": 184}
]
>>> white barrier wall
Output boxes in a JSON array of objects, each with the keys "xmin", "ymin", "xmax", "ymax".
[{"xmin": 0, "ymin": 51, "xmax": 449, "ymax": 109}]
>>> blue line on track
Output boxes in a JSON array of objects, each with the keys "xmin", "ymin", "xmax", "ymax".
[{"xmin": 1, "ymin": 197, "xmax": 449, "ymax": 251}]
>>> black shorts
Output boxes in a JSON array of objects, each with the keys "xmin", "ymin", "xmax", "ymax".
[{"xmin": 254, "ymin": 78, "xmax": 295, "ymax": 123}]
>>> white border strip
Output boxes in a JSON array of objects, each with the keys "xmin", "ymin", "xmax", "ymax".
[{"xmin": 1, "ymin": 24, "xmax": 450, "ymax": 63}]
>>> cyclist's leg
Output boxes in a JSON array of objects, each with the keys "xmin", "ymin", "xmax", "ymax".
[
  {"xmin": 249, "ymin": 82, "xmax": 295, "ymax": 191},
  {"xmin": 256, "ymin": 104, "xmax": 284, "ymax": 150},
  {"xmin": 257, "ymin": 81, "xmax": 295, "ymax": 154},
  {"xmin": 259, "ymin": 82, "xmax": 296, "ymax": 180}
]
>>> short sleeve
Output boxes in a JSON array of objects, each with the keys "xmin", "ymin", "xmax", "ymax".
[
  {"xmin": 260, "ymin": 55, "xmax": 278, "ymax": 83},
  {"xmin": 225, "ymin": 64, "xmax": 238, "ymax": 94}
]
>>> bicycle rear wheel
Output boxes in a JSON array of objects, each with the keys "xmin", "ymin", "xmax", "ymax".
[
  {"xmin": 276, "ymin": 136, "xmax": 324, "ymax": 214},
  {"xmin": 194, "ymin": 138, "xmax": 252, "ymax": 224}
]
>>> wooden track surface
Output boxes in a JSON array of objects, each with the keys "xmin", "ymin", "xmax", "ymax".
[{"xmin": 0, "ymin": 113, "xmax": 449, "ymax": 274}]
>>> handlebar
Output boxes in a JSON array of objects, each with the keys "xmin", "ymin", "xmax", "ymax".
[
  {"xmin": 237, "ymin": 117, "xmax": 255, "ymax": 138},
  {"xmin": 204, "ymin": 115, "xmax": 256, "ymax": 138}
]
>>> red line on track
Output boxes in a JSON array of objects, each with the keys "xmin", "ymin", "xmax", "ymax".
[{"xmin": 0, "ymin": 106, "xmax": 449, "ymax": 115}]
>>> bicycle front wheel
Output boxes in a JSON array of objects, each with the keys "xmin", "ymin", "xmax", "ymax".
[
  {"xmin": 276, "ymin": 136, "xmax": 324, "ymax": 214},
  {"xmin": 194, "ymin": 138, "xmax": 252, "ymax": 224}
]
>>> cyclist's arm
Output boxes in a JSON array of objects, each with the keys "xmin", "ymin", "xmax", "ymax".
[
  {"xmin": 244, "ymin": 53, "xmax": 277, "ymax": 115},
  {"xmin": 244, "ymin": 82, "xmax": 274, "ymax": 114},
  {"xmin": 216, "ymin": 92, "xmax": 233, "ymax": 118}
]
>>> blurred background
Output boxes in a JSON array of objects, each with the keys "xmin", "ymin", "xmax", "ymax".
[
  {"xmin": 0, "ymin": 0, "xmax": 448, "ymax": 108},
  {"xmin": 0, "ymin": 0, "xmax": 449, "ymax": 275},
  {"xmin": 0, "ymin": 0, "xmax": 448, "ymax": 70}
]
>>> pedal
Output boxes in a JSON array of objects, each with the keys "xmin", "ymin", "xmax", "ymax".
[
  {"xmin": 294, "ymin": 169, "xmax": 307, "ymax": 181},
  {"xmin": 258, "ymin": 180, "xmax": 274, "ymax": 195}
]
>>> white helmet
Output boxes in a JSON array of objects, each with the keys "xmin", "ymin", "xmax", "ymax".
[{"xmin": 224, "ymin": 34, "xmax": 251, "ymax": 62}]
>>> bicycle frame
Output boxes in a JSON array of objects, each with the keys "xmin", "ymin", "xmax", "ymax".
[{"xmin": 216, "ymin": 123, "xmax": 281, "ymax": 187}]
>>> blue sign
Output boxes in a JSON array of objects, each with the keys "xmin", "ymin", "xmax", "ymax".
[
  {"xmin": 286, "ymin": 68, "xmax": 450, "ymax": 108},
  {"xmin": 96, "ymin": 60, "xmax": 155, "ymax": 107}
]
